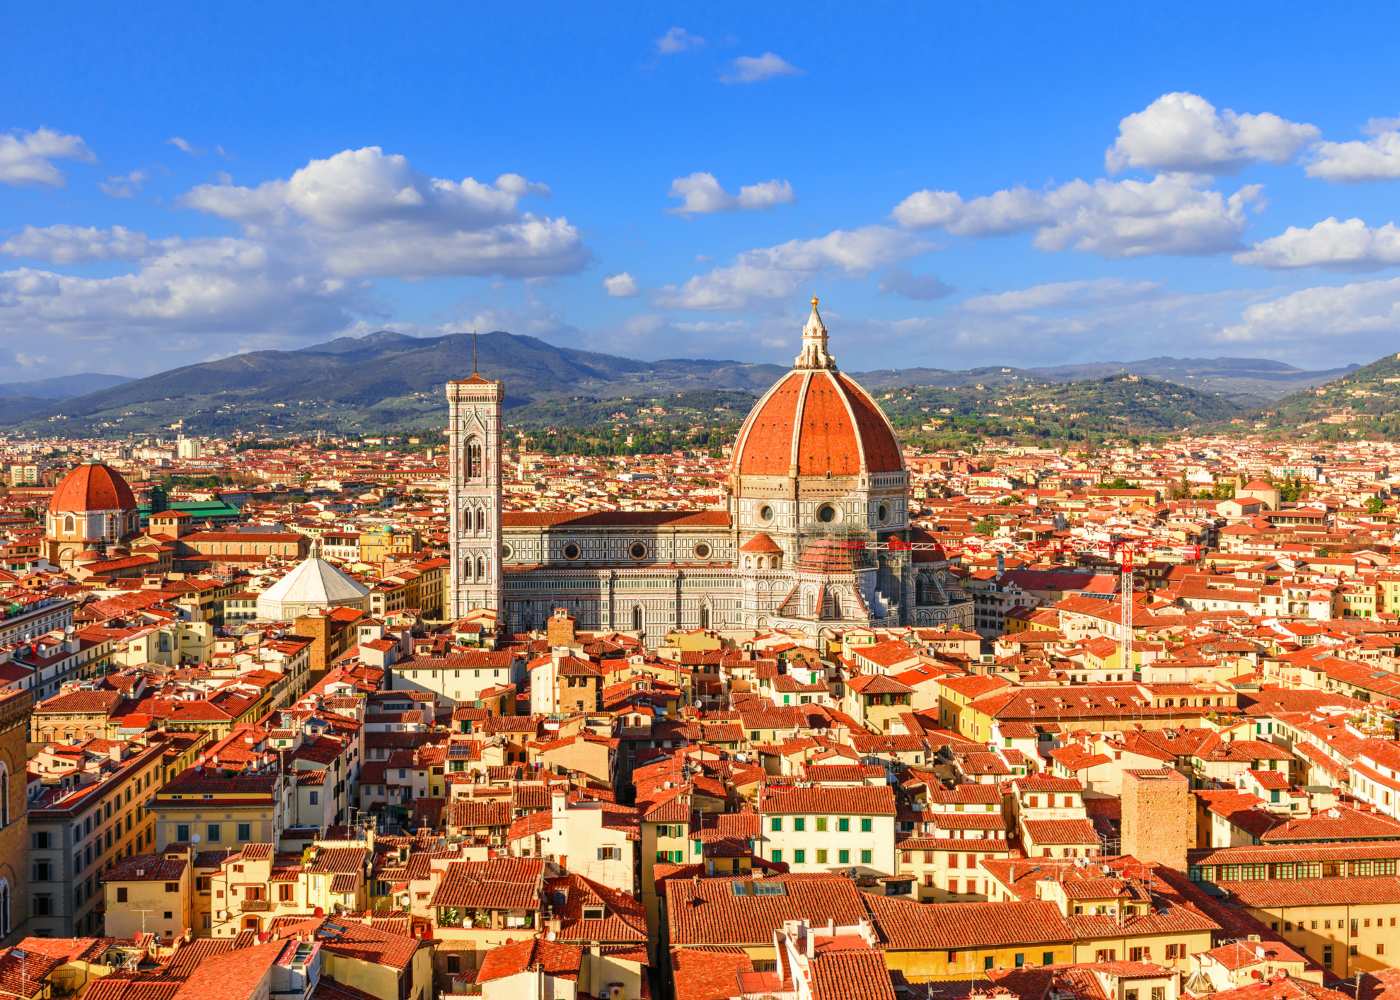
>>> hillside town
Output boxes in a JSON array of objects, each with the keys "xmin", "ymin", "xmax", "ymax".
[{"xmin": 0, "ymin": 320, "xmax": 1394, "ymax": 1000}]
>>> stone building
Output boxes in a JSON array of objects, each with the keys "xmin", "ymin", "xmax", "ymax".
[
  {"xmin": 44, "ymin": 462, "xmax": 141, "ymax": 569},
  {"xmin": 0, "ymin": 688, "xmax": 28, "ymax": 942},
  {"xmin": 1121, "ymin": 767, "xmax": 1192, "ymax": 871},
  {"xmin": 448, "ymin": 297, "xmax": 973, "ymax": 641}
]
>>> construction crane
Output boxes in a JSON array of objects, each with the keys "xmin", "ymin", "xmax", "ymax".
[
  {"xmin": 820, "ymin": 532, "xmax": 949, "ymax": 555},
  {"xmin": 1119, "ymin": 544, "xmax": 1135, "ymax": 672},
  {"xmin": 1111, "ymin": 539, "xmax": 1144, "ymax": 675}
]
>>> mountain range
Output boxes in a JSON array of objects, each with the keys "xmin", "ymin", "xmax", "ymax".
[{"xmin": 0, "ymin": 329, "xmax": 1378, "ymax": 442}]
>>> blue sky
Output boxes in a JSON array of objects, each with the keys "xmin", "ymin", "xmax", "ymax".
[{"xmin": 6, "ymin": 2, "xmax": 1400, "ymax": 378}]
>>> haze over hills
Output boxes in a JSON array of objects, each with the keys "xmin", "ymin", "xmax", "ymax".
[
  {"xmin": 855, "ymin": 357, "xmax": 1355, "ymax": 403},
  {"xmin": 0, "ymin": 328, "xmax": 1371, "ymax": 440},
  {"xmin": 0, "ymin": 372, "xmax": 131, "ymax": 400},
  {"xmin": 1253, "ymin": 351, "xmax": 1400, "ymax": 440}
]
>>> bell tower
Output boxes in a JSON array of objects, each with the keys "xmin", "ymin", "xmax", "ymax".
[{"xmin": 446, "ymin": 342, "xmax": 504, "ymax": 622}]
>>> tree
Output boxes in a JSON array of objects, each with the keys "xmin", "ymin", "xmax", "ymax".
[
  {"xmin": 1278, "ymin": 476, "xmax": 1307, "ymax": 503},
  {"xmin": 1365, "ymin": 496, "xmax": 1386, "ymax": 515},
  {"xmin": 973, "ymin": 518, "xmax": 998, "ymax": 537}
]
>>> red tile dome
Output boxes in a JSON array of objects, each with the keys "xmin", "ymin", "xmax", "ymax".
[
  {"xmin": 732, "ymin": 297, "xmax": 904, "ymax": 480},
  {"xmin": 48, "ymin": 462, "xmax": 137, "ymax": 514},
  {"xmin": 732, "ymin": 368, "xmax": 904, "ymax": 478}
]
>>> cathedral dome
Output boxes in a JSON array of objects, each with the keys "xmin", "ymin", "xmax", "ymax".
[
  {"xmin": 731, "ymin": 298, "xmax": 904, "ymax": 479},
  {"xmin": 49, "ymin": 462, "xmax": 137, "ymax": 514}
]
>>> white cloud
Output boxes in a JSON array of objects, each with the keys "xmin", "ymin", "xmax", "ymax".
[
  {"xmin": 893, "ymin": 186, "xmax": 1049, "ymax": 235},
  {"xmin": 1219, "ymin": 277, "xmax": 1400, "ymax": 344},
  {"xmin": 1307, "ymin": 119, "xmax": 1400, "ymax": 181},
  {"xmin": 657, "ymin": 226, "xmax": 924, "ymax": 310},
  {"xmin": 668, "ymin": 172, "xmax": 795, "ymax": 214},
  {"xmin": 584, "ymin": 312, "xmax": 779, "ymax": 359},
  {"xmin": 960, "ymin": 278, "xmax": 1162, "ymax": 315},
  {"xmin": 0, "ymin": 128, "xmax": 94, "ymax": 186},
  {"xmin": 182, "ymin": 146, "xmax": 585, "ymax": 279},
  {"xmin": 878, "ymin": 266, "xmax": 953, "ymax": 301},
  {"xmin": 494, "ymin": 172, "xmax": 550, "ymax": 197},
  {"xmin": 721, "ymin": 52, "xmax": 801, "ymax": 84},
  {"xmin": 656, "ymin": 27, "xmax": 704, "ymax": 54},
  {"xmin": 736, "ymin": 179, "xmax": 795, "ymax": 210},
  {"xmin": 603, "ymin": 272, "xmax": 639, "ymax": 297},
  {"xmin": 168, "ymin": 136, "xmax": 199, "ymax": 155},
  {"xmin": 1107, "ymin": 92, "xmax": 1317, "ymax": 174},
  {"xmin": 99, "ymin": 169, "xmax": 148, "ymax": 198},
  {"xmin": 1236, "ymin": 217, "xmax": 1400, "ymax": 270},
  {"xmin": 0, "ymin": 238, "xmax": 357, "ymax": 349},
  {"xmin": 893, "ymin": 174, "xmax": 1262, "ymax": 257},
  {"xmin": 908, "ymin": 286, "xmax": 1263, "ymax": 367},
  {"xmin": 0, "ymin": 146, "xmax": 587, "ymax": 375},
  {"xmin": 0, "ymin": 225, "xmax": 171, "ymax": 264}
]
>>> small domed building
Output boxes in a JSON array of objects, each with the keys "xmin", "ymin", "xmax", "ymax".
[
  {"xmin": 45, "ymin": 462, "xmax": 141, "ymax": 569},
  {"xmin": 447, "ymin": 296, "xmax": 973, "ymax": 640},
  {"xmin": 255, "ymin": 553, "xmax": 371, "ymax": 621}
]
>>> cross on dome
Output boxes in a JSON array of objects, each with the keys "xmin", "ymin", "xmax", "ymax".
[{"xmin": 794, "ymin": 295, "xmax": 836, "ymax": 370}]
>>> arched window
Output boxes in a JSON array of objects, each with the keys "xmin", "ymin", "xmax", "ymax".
[
  {"xmin": 916, "ymin": 575, "xmax": 932, "ymax": 605},
  {"xmin": 464, "ymin": 558, "xmax": 474, "ymax": 581},
  {"xmin": 475, "ymin": 556, "xmax": 485, "ymax": 580},
  {"xmin": 0, "ymin": 880, "xmax": 10, "ymax": 937},
  {"xmin": 0, "ymin": 763, "xmax": 9, "ymax": 828},
  {"xmin": 699, "ymin": 605, "xmax": 710, "ymax": 630},
  {"xmin": 63, "ymin": 514, "xmax": 76, "ymax": 534},
  {"xmin": 476, "ymin": 508, "xmax": 486, "ymax": 532},
  {"xmin": 632, "ymin": 605, "xmax": 644, "ymax": 632},
  {"xmin": 831, "ymin": 592, "xmax": 842, "ymax": 618},
  {"xmin": 465, "ymin": 439, "xmax": 483, "ymax": 479}
]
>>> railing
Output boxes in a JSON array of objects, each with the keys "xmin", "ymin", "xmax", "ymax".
[{"xmin": 240, "ymin": 898, "xmax": 271, "ymax": 911}]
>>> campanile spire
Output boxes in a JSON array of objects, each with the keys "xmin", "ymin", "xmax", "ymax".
[{"xmin": 794, "ymin": 295, "xmax": 836, "ymax": 370}]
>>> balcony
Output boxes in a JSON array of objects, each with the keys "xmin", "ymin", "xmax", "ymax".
[{"xmin": 240, "ymin": 898, "xmax": 271, "ymax": 912}]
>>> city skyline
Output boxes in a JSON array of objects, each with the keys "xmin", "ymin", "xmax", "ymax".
[{"xmin": 6, "ymin": 4, "xmax": 1400, "ymax": 380}]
